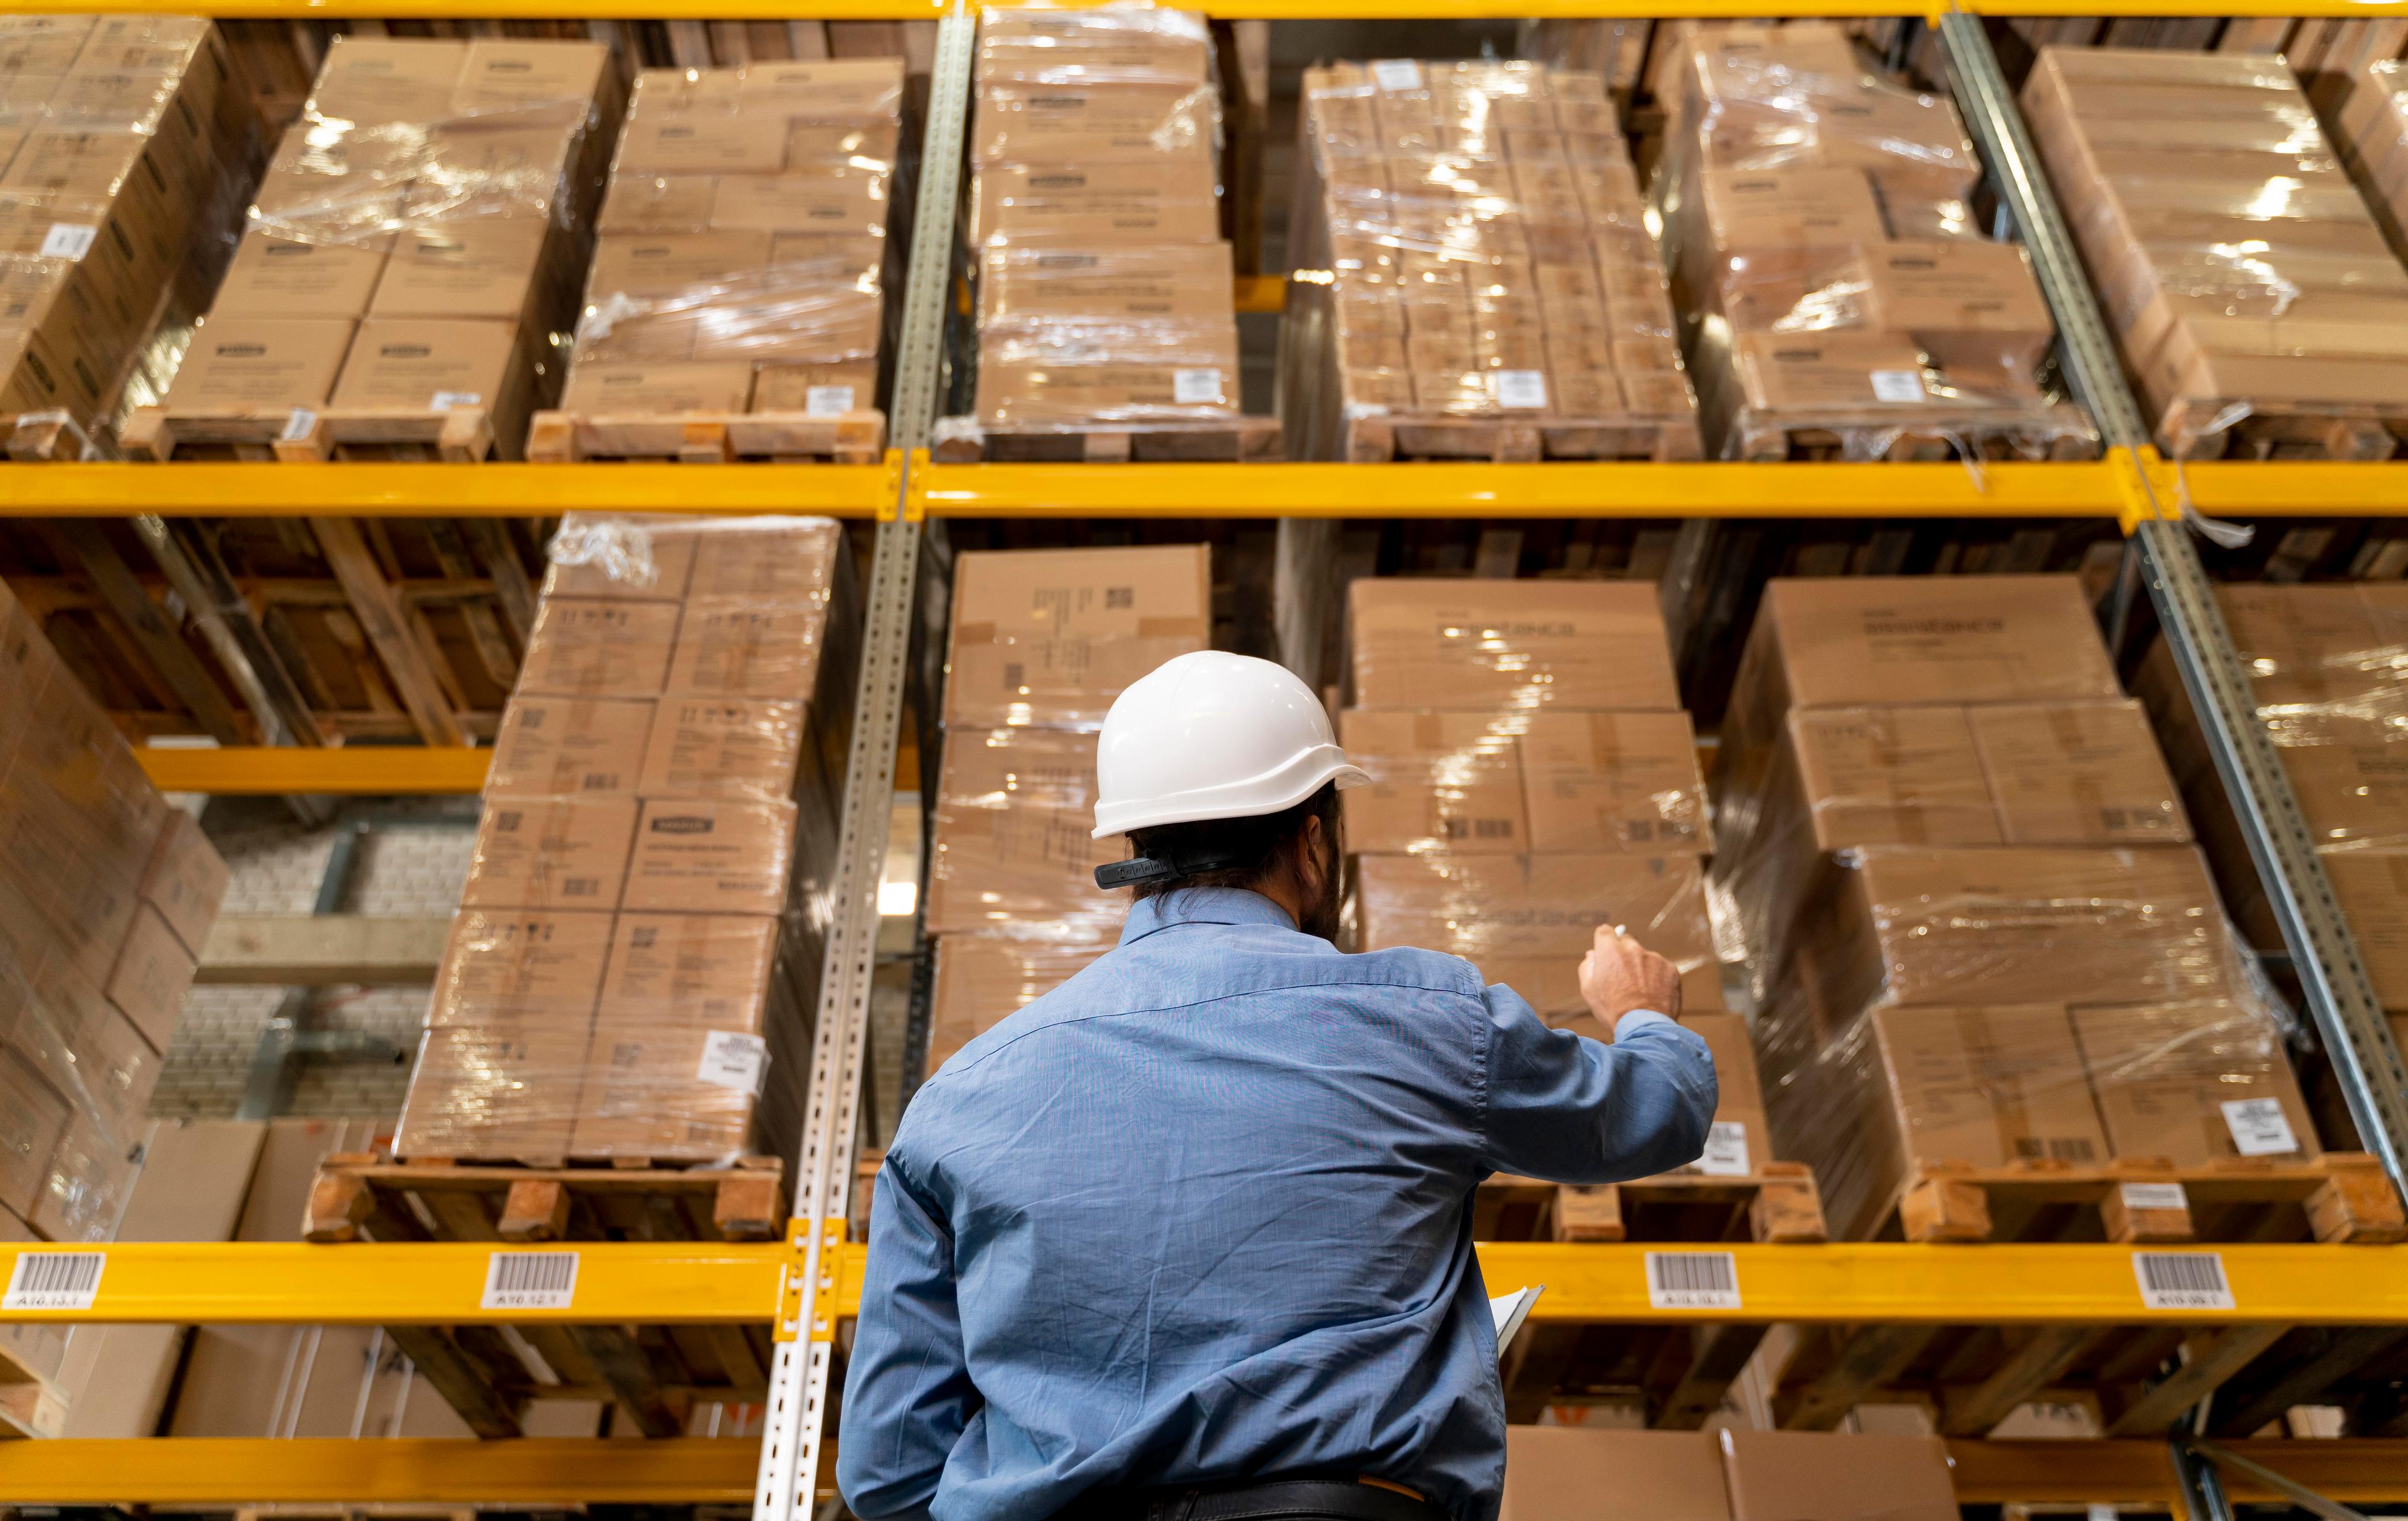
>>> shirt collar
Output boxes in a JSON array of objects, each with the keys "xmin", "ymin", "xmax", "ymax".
[{"xmin": 1118, "ymin": 886, "xmax": 1299, "ymax": 945}]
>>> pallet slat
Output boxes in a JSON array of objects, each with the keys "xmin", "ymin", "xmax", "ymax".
[{"xmin": 525, "ymin": 408, "xmax": 886, "ymax": 464}]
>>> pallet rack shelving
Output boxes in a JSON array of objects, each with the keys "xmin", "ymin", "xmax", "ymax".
[{"xmin": 5, "ymin": 3, "xmax": 2408, "ymax": 1517}]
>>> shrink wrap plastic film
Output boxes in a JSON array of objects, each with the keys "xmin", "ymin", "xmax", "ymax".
[
  {"xmin": 2024, "ymin": 48, "xmax": 2408, "ymax": 456},
  {"xmin": 926, "ymin": 725, "xmax": 1124, "ymax": 945},
  {"xmin": 959, "ymin": 5, "xmax": 1242, "ymax": 436},
  {"xmin": 1291, "ymin": 60, "xmax": 1700, "ymax": 432},
  {"xmin": 1654, "ymin": 24, "xmax": 2094, "ymax": 460},
  {"xmin": 0, "ymin": 16, "xmax": 255, "ymax": 444},
  {"xmin": 562, "ymin": 61, "xmax": 900, "ymax": 416},
  {"xmin": 394, "ymin": 513, "xmax": 860, "ymax": 1166}
]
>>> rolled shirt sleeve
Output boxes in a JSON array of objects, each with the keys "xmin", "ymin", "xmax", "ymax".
[
  {"xmin": 838, "ymin": 1161, "xmax": 981, "ymax": 1521},
  {"xmin": 1477, "ymin": 982, "xmax": 1718, "ymax": 1184}
]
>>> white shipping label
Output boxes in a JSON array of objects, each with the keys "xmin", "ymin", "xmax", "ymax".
[
  {"xmin": 1645, "ymin": 1250, "xmax": 1741, "ymax": 1310},
  {"xmin": 2221, "ymin": 1098, "xmax": 2300, "ymax": 1156},
  {"xmin": 3, "ymin": 1250, "xmax": 104, "ymax": 1311},
  {"xmin": 1869, "ymin": 369, "xmax": 1927, "ymax": 403},
  {"xmin": 697, "ymin": 1029, "xmax": 769, "ymax": 1095},
  {"xmin": 280, "ymin": 408, "xmax": 317, "ymax": 443},
  {"xmin": 2090, "ymin": 1506, "xmax": 2118, "ymax": 1521},
  {"xmin": 1496, "ymin": 369, "xmax": 1548, "ymax": 410},
  {"xmin": 38, "ymin": 223, "xmax": 96, "ymax": 259},
  {"xmin": 805, "ymin": 384, "xmax": 855, "ymax": 416},
  {"xmin": 2132, "ymin": 1251, "xmax": 2234, "ymax": 1311},
  {"xmin": 1371, "ymin": 59, "xmax": 1424, "ymax": 91},
  {"xmin": 1694, "ymin": 1120, "xmax": 1751, "ymax": 1178},
  {"xmin": 428, "ymin": 390, "xmax": 482, "ymax": 411},
  {"xmin": 2119, "ymin": 1181, "xmax": 2189, "ymax": 1213},
  {"xmin": 482, "ymin": 1250, "xmax": 579, "ymax": 1310},
  {"xmin": 1172, "ymin": 367, "xmax": 1223, "ymax": 406}
]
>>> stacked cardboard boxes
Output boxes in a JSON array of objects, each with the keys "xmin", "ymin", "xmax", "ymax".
[
  {"xmin": 1654, "ymin": 24, "xmax": 2086, "ymax": 460},
  {"xmin": 2331, "ymin": 58, "xmax": 2408, "ymax": 269},
  {"xmin": 1340, "ymin": 578, "xmax": 1776, "ymax": 1179},
  {"xmin": 2023, "ymin": 48, "xmax": 2408, "ymax": 456},
  {"xmin": 0, "ymin": 15, "xmax": 251, "ymax": 431},
  {"xmin": 1281, "ymin": 60, "xmax": 1701, "ymax": 460},
  {"xmin": 1713, "ymin": 576, "xmax": 2316, "ymax": 1239},
  {"xmin": 961, "ymin": 6, "xmax": 1244, "ymax": 441},
  {"xmin": 394, "ymin": 513, "xmax": 856, "ymax": 1164},
  {"xmin": 158, "ymin": 35, "xmax": 621, "ymax": 456},
  {"xmin": 0, "ymin": 577, "xmax": 226, "ymax": 1429},
  {"xmin": 555, "ymin": 59, "xmax": 900, "ymax": 423},
  {"xmin": 922, "ymin": 544, "xmax": 1212, "ymax": 1071},
  {"xmin": 1499, "ymin": 1424, "xmax": 1960, "ymax": 1521}
]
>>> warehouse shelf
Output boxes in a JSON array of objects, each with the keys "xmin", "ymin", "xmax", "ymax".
[
  {"xmin": 135, "ymin": 745, "xmax": 489, "ymax": 795},
  {"xmin": 0, "ymin": 461, "xmax": 895, "ymax": 518},
  {"xmin": 2157, "ymin": 460, "xmax": 2408, "ymax": 519}
]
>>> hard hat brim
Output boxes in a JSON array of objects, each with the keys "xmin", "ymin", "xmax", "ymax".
[{"xmin": 1091, "ymin": 754, "xmax": 1369, "ymax": 838}]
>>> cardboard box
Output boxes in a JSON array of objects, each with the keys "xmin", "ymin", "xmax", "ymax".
[
  {"xmin": 426, "ymin": 908, "xmax": 614, "ymax": 1026},
  {"xmin": 1964, "ymin": 700, "xmax": 2189, "ymax": 846},
  {"xmin": 139, "ymin": 809, "xmax": 227, "ymax": 958},
  {"xmin": 329, "ymin": 318, "xmax": 522, "ymax": 412},
  {"xmin": 1348, "ymin": 579, "xmax": 1681, "ymax": 713},
  {"xmin": 1870, "ymin": 1003, "xmax": 2108, "ymax": 1169},
  {"xmin": 594, "ymin": 912, "xmax": 781, "ymax": 1028},
  {"xmin": 573, "ymin": 1021, "xmax": 757, "ymax": 1159},
  {"xmin": 539, "ymin": 521, "xmax": 697, "ymax": 602},
  {"xmin": 685, "ymin": 516, "xmax": 843, "ymax": 603},
  {"xmin": 637, "ymin": 696, "xmax": 805, "ymax": 803},
  {"xmin": 1501, "ymin": 1429, "xmax": 1728, "ymax": 1521},
  {"xmin": 211, "ymin": 230, "xmax": 389, "ymax": 320},
  {"xmin": 559, "ymin": 361, "xmax": 755, "ymax": 415},
  {"xmin": 614, "ymin": 109, "xmax": 790, "ymax": 176},
  {"xmin": 1338, "ymin": 709, "xmax": 1527, "ymax": 855},
  {"xmin": 944, "ymin": 545, "xmax": 1212, "ymax": 730},
  {"xmin": 2075, "ymin": 1001, "xmax": 2321, "ymax": 1164},
  {"xmin": 303, "ymin": 36, "xmax": 466, "ymax": 127},
  {"xmin": 973, "ymin": 163, "xmax": 1225, "ymax": 246},
  {"xmin": 395, "ymin": 1023, "xmax": 586, "ymax": 1164},
  {"xmin": 487, "ymin": 696, "xmax": 653, "ymax": 799},
  {"xmin": 1699, "ymin": 165, "xmax": 1887, "ymax": 250},
  {"xmin": 0, "ymin": 1049, "xmax": 68, "ymax": 1219},
  {"xmin": 1857, "ymin": 238, "xmax": 2053, "ymax": 376},
  {"xmin": 971, "ymin": 83, "xmax": 1218, "ymax": 168},
  {"xmin": 103, "ymin": 902, "xmax": 195, "ymax": 1053},
  {"xmin": 621, "ymin": 799, "xmax": 796, "ymax": 917},
  {"xmin": 2326, "ymin": 850, "xmax": 2408, "ymax": 1013},
  {"xmin": 980, "ymin": 243, "xmax": 1235, "ymax": 325},
  {"xmin": 737, "ymin": 60, "xmax": 904, "ymax": 122},
  {"xmin": 1520, "ymin": 710, "xmax": 1709, "ymax": 855},
  {"xmin": 926, "ymin": 726, "xmax": 1122, "ymax": 937},
  {"xmin": 460, "ymin": 797, "xmax": 638, "ymax": 911},
  {"xmin": 517, "ymin": 598, "xmax": 681, "ymax": 697},
  {"xmin": 1731, "ymin": 330, "xmax": 1934, "ymax": 412},
  {"xmin": 1780, "ymin": 705, "xmax": 1999, "ymax": 849},
  {"xmin": 453, "ymin": 38, "xmax": 608, "ymax": 120},
  {"xmin": 371, "ymin": 221, "xmax": 551, "ymax": 320},
  {"xmin": 35, "ymin": 1110, "xmax": 143, "ymax": 1243},
  {"xmin": 927, "ymin": 933, "xmax": 1106, "ymax": 1072},
  {"xmin": 1716, "ymin": 1430, "xmax": 1958, "ymax": 1521},
  {"xmin": 162, "ymin": 317, "xmax": 353, "ymax": 411},
  {"xmin": 663, "ymin": 597, "xmax": 828, "ymax": 700}
]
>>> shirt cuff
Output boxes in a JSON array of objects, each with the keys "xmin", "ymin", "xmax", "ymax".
[{"xmin": 1612, "ymin": 1008, "xmax": 1679, "ymax": 1041}]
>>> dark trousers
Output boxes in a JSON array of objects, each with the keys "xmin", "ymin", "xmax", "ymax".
[{"xmin": 1057, "ymin": 1478, "xmax": 1448, "ymax": 1521}]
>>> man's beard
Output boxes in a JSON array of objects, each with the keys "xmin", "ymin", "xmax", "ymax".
[{"xmin": 1296, "ymin": 832, "xmax": 1344, "ymax": 942}]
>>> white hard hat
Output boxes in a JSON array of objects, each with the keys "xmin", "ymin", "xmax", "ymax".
[{"xmin": 1091, "ymin": 651, "xmax": 1370, "ymax": 838}]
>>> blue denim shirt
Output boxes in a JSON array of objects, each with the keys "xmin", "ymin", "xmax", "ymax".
[{"xmin": 838, "ymin": 887, "xmax": 1718, "ymax": 1521}]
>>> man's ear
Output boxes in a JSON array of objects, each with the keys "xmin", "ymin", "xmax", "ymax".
[{"xmin": 1297, "ymin": 816, "xmax": 1326, "ymax": 892}]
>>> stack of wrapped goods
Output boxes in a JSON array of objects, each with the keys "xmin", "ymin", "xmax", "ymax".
[
  {"xmin": 923, "ymin": 545, "xmax": 1211, "ymax": 1071},
  {"xmin": 534, "ymin": 58, "xmax": 899, "ymax": 460},
  {"xmin": 1341, "ymin": 579, "xmax": 1777, "ymax": 1186},
  {"xmin": 394, "ymin": 513, "xmax": 857, "ymax": 1166},
  {"xmin": 2024, "ymin": 48, "xmax": 2408, "ymax": 460},
  {"xmin": 950, "ymin": 6, "xmax": 1260, "ymax": 460},
  {"xmin": 1281, "ymin": 60, "xmax": 1701, "ymax": 463},
  {"xmin": 2331, "ymin": 59, "xmax": 2408, "ymax": 268},
  {"xmin": 1654, "ymin": 24, "xmax": 2091, "ymax": 461},
  {"xmin": 2138, "ymin": 584, "xmax": 2408, "ymax": 1050},
  {"xmin": 0, "ymin": 579, "xmax": 226, "ymax": 1431},
  {"xmin": 139, "ymin": 35, "xmax": 621, "ymax": 460},
  {"xmin": 1713, "ymin": 576, "xmax": 2329, "ymax": 1243},
  {"xmin": 0, "ymin": 15, "xmax": 251, "ymax": 448}
]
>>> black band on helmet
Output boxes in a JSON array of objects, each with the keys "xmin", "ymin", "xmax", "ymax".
[{"xmin": 1094, "ymin": 845, "xmax": 1255, "ymax": 890}]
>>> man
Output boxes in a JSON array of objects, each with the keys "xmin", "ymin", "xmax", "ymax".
[{"xmin": 842, "ymin": 650, "xmax": 1718, "ymax": 1521}]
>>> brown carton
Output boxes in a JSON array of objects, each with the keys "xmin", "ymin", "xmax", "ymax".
[
  {"xmin": 685, "ymin": 517, "xmax": 842, "ymax": 603},
  {"xmin": 2325, "ymin": 850, "xmax": 2408, "ymax": 1012},
  {"xmin": 622, "ymin": 799, "xmax": 796, "ymax": 917},
  {"xmin": 980, "ymin": 243, "xmax": 1235, "ymax": 325},
  {"xmin": 487, "ymin": 697, "xmax": 653, "ymax": 799},
  {"xmin": 162, "ymin": 317, "xmax": 353, "ymax": 411},
  {"xmin": 517, "ymin": 598, "xmax": 680, "ymax": 697},
  {"xmin": 737, "ymin": 60, "xmax": 904, "ymax": 122},
  {"xmin": 460, "ymin": 797, "xmax": 638, "ymax": 912},
  {"xmin": 539, "ymin": 523, "xmax": 697, "ymax": 603},
  {"xmin": 1717, "ymin": 1431, "xmax": 1958, "ymax": 1521},
  {"xmin": 139, "ymin": 809, "xmax": 226, "ymax": 958},
  {"xmin": 573, "ymin": 1021, "xmax": 758, "ymax": 1159},
  {"xmin": 1519, "ymin": 710, "xmax": 1709, "ymax": 855},
  {"xmin": 0, "ymin": 1050, "xmax": 68, "ymax": 1219},
  {"xmin": 594, "ymin": 912, "xmax": 781, "ymax": 1028},
  {"xmin": 453, "ymin": 38, "xmax": 608, "ymax": 120},
  {"xmin": 102, "ymin": 902, "xmax": 195, "ymax": 1053},
  {"xmin": 584, "ymin": 230, "xmax": 773, "ymax": 299},
  {"xmin": 303, "ymin": 36, "xmax": 466, "ymax": 127},
  {"xmin": 637, "ymin": 696, "xmax": 805, "ymax": 803},
  {"xmin": 210, "ymin": 230, "xmax": 389, "ymax": 320},
  {"xmin": 1963, "ymin": 700, "xmax": 2189, "ymax": 846},
  {"xmin": 1699, "ymin": 165, "xmax": 1886, "ymax": 250},
  {"xmin": 2075, "ymin": 1001, "xmax": 2321, "ymax": 1164},
  {"xmin": 371, "ymin": 221, "xmax": 551, "ymax": 320},
  {"xmin": 426, "ymin": 908, "xmax": 613, "ymax": 1026},
  {"xmin": 1337, "ymin": 709, "xmax": 1526, "ymax": 856},
  {"xmin": 927, "ymin": 934, "xmax": 1107, "ymax": 1072},
  {"xmin": 560, "ymin": 362, "xmax": 755, "ymax": 416},
  {"xmin": 329, "ymin": 318, "xmax": 522, "ymax": 412},
  {"xmin": 395, "ymin": 1023, "xmax": 586, "ymax": 1164},
  {"xmin": 1501, "ymin": 1429, "xmax": 1728, "ymax": 1521},
  {"xmin": 973, "ymin": 163, "xmax": 1225, "ymax": 246},
  {"xmin": 944, "ymin": 545, "xmax": 1212, "ymax": 730},
  {"xmin": 1857, "ymin": 238, "xmax": 2053, "ymax": 376},
  {"xmin": 1781, "ymin": 705, "xmax": 1999, "ymax": 849},
  {"xmin": 1348, "ymin": 579, "xmax": 1681, "ymax": 713},
  {"xmin": 1561, "ymin": 1010, "xmax": 1773, "ymax": 1174},
  {"xmin": 664, "ymin": 598, "xmax": 828, "ymax": 700},
  {"xmin": 926, "ymin": 727, "xmax": 1121, "ymax": 938},
  {"xmin": 1731, "ymin": 330, "xmax": 1933, "ymax": 411},
  {"xmin": 1870, "ymin": 1003, "xmax": 2108, "ymax": 1169}
]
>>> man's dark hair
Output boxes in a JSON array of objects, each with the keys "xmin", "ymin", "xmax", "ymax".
[{"xmin": 1126, "ymin": 781, "xmax": 1344, "ymax": 908}]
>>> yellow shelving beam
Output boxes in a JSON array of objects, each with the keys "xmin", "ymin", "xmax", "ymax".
[
  {"xmin": 135, "ymin": 745, "xmax": 490, "ymax": 794},
  {"xmin": 0, "ymin": 461, "xmax": 894, "ymax": 518}
]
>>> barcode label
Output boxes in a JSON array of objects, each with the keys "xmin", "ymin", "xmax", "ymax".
[
  {"xmin": 1869, "ymin": 368, "xmax": 1926, "ymax": 403},
  {"xmin": 1496, "ymin": 369, "xmax": 1548, "ymax": 409},
  {"xmin": 2222, "ymin": 1098, "xmax": 2300, "ymax": 1156},
  {"xmin": 1645, "ymin": 1250, "xmax": 1740, "ymax": 1310},
  {"xmin": 1371, "ymin": 59, "xmax": 1423, "ymax": 91},
  {"xmin": 1694, "ymin": 1120, "xmax": 1751, "ymax": 1178},
  {"xmin": 4, "ymin": 1250, "xmax": 104, "ymax": 1310},
  {"xmin": 2133, "ymin": 1251, "xmax": 2234, "ymax": 1311},
  {"xmin": 38, "ymin": 223, "xmax": 96, "ymax": 259},
  {"xmin": 805, "ymin": 384, "xmax": 855, "ymax": 416},
  {"xmin": 1172, "ymin": 367, "xmax": 1223, "ymax": 405},
  {"xmin": 696, "ymin": 1029, "xmax": 769, "ymax": 1094},
  {"xmin": 280, "ymin": 408, "xmax": 317, "ymax": 442},
  {"xmin": 2120, "ymin": 1181, "xmax": 2189, "ymax": 1213},
  {"xmin": 482, "ymin": 1250, "xmax": 579, "ymax": 1310}
]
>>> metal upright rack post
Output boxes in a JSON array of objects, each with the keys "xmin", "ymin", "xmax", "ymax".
[{"xmin": 752, "ymin": 9, "xmax": 974, "ymax": 1520}]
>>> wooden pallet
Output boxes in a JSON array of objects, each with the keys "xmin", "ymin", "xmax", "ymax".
[
  {"xmin": 2160, "ymin": 396, "xmax": 2408, "ymax": 461},
  {"xmin": 931, "ymin": 414, "xmax": 1282, "ymax": 463},
  {"xmin": 1341, "ymin": 411, "xmax": 1703, "ymax": 463},
  {"xmin": 1730, "ymin": 403, "xmax": 2100, "ymax": 462},
  {"xmin": 1867, "ymin": 1154, "xmax": 2407, "ymax": 1245},
  {"xmin": 120, "ymin": 404, "xmax": 500, "ymax": 462},
  {"xmin": 0, "ymin": 1343, "xmax": 64, "ymax": 1441},
  {"xmin": 1478, "ymin": 1164, "xmax": 1827, "ymax": 1245},
  {"xmin": 302, "ymin": 1152, "xmax": 786, "ymax": 1439},
  {"xmin": 525, "ymin": 407, "xmax": 886, "ymax": 464}
]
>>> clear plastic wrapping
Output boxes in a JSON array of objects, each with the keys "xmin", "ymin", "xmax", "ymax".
[
  {"xmin": 159, "ymin": 36, "xmax": 621, "ymax": 456},
  {"xmin": 2022, "ymin": 46, "xmax": 2408, "ymax": 458},
  {"xmin": 560, "ymin": 61, "xmax": 900, "ymax": 420},
  {"xmin": 964, "ymin": 4, "xmax": 1240, "ymax": 436},
  {"xmin": 0, "ymin": 16, "xmax": 255, "ymax": 448},
  {"xmin": 1655, "ymin": 23, "xmax": 2094, "ymax": 460},
  {"xmin": 1286, "ymin": 59, "xmax": 1700, "ymax": 453},
  {"xmin": 395, "ymin": 514, "xmax": 858, "ymax": 1165},
  {"xmin": 924, "ymin": 725, "xmax": 1124, "ymax": 944},
  {"xmin": 0, "ymin": 577, "xmax": 225, "ymax": 1246},
  {"xmin": 941, "ymin": 544, "xmax": 1212, "ymax": 730}
]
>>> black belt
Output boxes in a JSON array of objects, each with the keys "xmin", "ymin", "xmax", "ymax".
[{"xmin": 1058, "ymin": 1477, "xmax": 1445, "ymax": 1521}]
